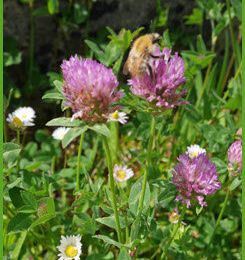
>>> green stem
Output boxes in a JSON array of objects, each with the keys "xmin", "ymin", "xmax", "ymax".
[
  {"xmin": 103, "ymin": 136, "xmax": 122, "ymax": 243},
  {"xmin": 16, "ymin": 130, "xmax": 21, "ymax": 172},
  {"xmin": 28, "ymin": 3, "xmax": 34, "ymax": 86},
  {"xmin": 63, "ymin": 152, "xmax": 67, "ymax": 168},
  {"xmin": 16, "ymin": 130, "xmax": 21, "ymax": 145},
  {"xmin": 161, "ymin": 206, "xmax": 186, "ymax": 259},
  {"xmin": 137, "ymin": 115, "xmax": 156, "ymax": 215},
  {"xmin": 208, "ymin": 188, "xmax": 230, "ymax": 246},
  {"xmin": 48, "ymin": 156, "xmax": 56, "ymax": 197},
  {"xmin": 125, "ymin": 214, "xmax": 129, "ymax": 244},
  {"xmin": 226, "ymin": 0, "xmax": 239, "ymax": 66},
  {"xmin": 115, "ymin": 121, "xmax": 119, "ymax": 163},
  {"xmin": 51, "ymin": 156, "xmax": 56, "ymax": 175},
  {"xmin": 76, "ymin": 133, "xmax": 85, "ymax": 192},
  {"xmin": 233, "ymin": 62, "xmax": 242, "ymax": 80}
]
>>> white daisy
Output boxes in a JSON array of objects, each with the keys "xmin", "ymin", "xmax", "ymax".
[
  {"xmin": 186, "ymin": 144, "xmax": 206, "ymax": 159},
  {"xmin": 52, "ymin": 127, "xmax": 70, "ymax": 140},
  {"xmin": 57, "ymin": 235, "xmax": 82, "ymax": 260},
  {"xmin": 7, "ymin": 107, "xmax": 36, "ymax": 129},
  {"xmin": 113, "ymin": 165, "xmax": 134, "ymax": 182},
  {"xmin": 108, "ymin": 110, "xmax": 128, "ymax": 124}
]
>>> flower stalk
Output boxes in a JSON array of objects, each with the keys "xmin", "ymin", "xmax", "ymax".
[
  {"xmin": 208, "ymin": 186, "xmax": 230, "ymax": 246},
  {"xmin": 161, "ymin": 206, "xmax": 186, "ymax": 259},
  {"xmin": 103, "ymin": 136, "xmax": 122, "ymax": 243},
  {"xmin": 137, "ymin": 115, "xmax": 156, "ymax": 215},
  {"xmin": 76, "ymin": 133, "xmax": 85, "ymax": 192}
]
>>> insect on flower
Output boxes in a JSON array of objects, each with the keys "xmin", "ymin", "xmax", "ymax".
[
  {"xmin": 123, "ymin": 33, "xmax": 161, "ymax": 78},
  {"xmin": 128, "ymin": 47, "xmax": 186, "ymax": 109}
]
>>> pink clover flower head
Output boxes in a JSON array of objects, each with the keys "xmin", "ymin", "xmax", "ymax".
[
  {"xmin": 172, "ymin": 153, "xmax": 221, "ymax": 208},
  {"xmin": 61, "ymin": 55, "xmax": 123, "ymax": 123},
  {"xmin": 128, "ymin": 47, "xmax": 187, "ymax": 109},
  {"xmin": 228, "ymin": 140, "xmax": 242, "ymax": 175}
]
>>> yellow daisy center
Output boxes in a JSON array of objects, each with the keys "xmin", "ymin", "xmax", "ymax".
[
  {"xmin": 111, "ymin": 111, "xmax": 119, "ymax": 119},
  {"xmin": 12, "ymin": 116, "xmax": 23, "ymax": 128},
  {"xmin": 190, "ymin": 151, "xmax": 198, "ymax": 158},
  {"xmin": 65, "ymin": 245, "xmax": 78, "ymax": 258},
  {"xmin": 116, "ymin": 170, "xmax": 126, "ymax": 180}
]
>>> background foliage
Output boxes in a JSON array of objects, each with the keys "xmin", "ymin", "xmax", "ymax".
[{"xmin": 3, "ymin": 0, "xmax": 242, "ymax": 259}]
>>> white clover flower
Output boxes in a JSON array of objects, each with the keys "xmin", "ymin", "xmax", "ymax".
[
  {"xmin": 108, "ymin": 110, "xmax": 128, "ymax": 124},
  {"xmin": 52, "ymin": 127, "xmax": 70, "ymax": 140},
  {"xmin": 57, "ymin": 235, "xmax": 82, "ymax": 260},
  {"xmin": 113, "ymin": 165, "xmax": 134, "ymax": 182},
  {"xmin": 186, "ymin": 144, "xmax": 206, "ymax": 159},
  {"xmin": 7, "ymin": 107, "xmax": 36, "ymax": 129}
]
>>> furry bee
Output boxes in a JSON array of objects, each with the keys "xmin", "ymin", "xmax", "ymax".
[{"xmin": 123, "ymin": 33, "xmax": 161, "ymax": 77}]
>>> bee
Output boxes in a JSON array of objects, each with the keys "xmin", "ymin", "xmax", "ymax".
[{"xmin": 123, "ymin": 33, "xmax": 161, "ymax": 77}]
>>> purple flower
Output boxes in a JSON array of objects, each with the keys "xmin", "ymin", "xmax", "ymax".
[
  {"xmin": 61, "ymin": 55, "xmax": 123, "ymax": 123},
  {"xmin": 228, "ymin": 140, "xmax": 242, "ymax": 175},
  {"xmin": 172, "ymin": 153, "xmax": 221, "ymax": 208},
  {"xmin": 128, "ymin": 47, "xmax": 187, "ymax": 109}
]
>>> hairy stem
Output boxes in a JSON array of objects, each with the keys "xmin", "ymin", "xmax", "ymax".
[
  {"xmin": 28, "ymin": 2, "xmax": 34, "ymax": 85},
  {"xmin": 226, "ymin": 0, "xmax": 239, "ymax": 66},
  {"xmin": 76, "ymin": 133, "xmax": 85, "ymax": 192},
  {"xmin": 161, "ymin": 206, "xmax": 186, "ymax": 259},
  {"xmin": 103, "ymin": 136, "xmax": 122, "ymax": 243},
  {"xmin": 137, "ymin": 115, "xmax": 156, "ymax": 215},
  {"xmin": 208, "ymin": 188, "xmax": 230, "ymax": 246}
]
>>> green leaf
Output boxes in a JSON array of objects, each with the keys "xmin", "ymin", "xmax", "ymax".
[
  {"xmin": 73, "ymin": 213, "xmax": 97, "ymax": 235},
  {"xmin": 42, "ymin": 90, "xmax": 64, "ymax": 100},
  {"xmin": 4, "ymin": 52, "xmax": 22, "ymax": 67},
  {"xmin": 53, "ymin": 80, "xmax": 63, "ymax": 93},
  {"xmin": 46, "ymin": 117, "xmax": 83, "ymax": 127},
  {"xmin": 93, "ymin": 235, "xmax": 124, "ymax": 248},
  {"xmin": 18, "ymin": 205, "xmax": 37, "ymax": 214},
  {"xmin": 62, "ymin": 127, "xmax": 88, "ymax": 148},
  {"xmin": 8, "ymin": 213, "xmax": 32, "ymax": 233},
  {"xmin": 9, "ymin": 187, "xmax": 25, "ymax": 209},
  {"xmin": 72, "ymin": 192, "xmax": 94, "ymax": 206},
  {"xmin": 96, "ymin": 215, "xmax": 130, "ymax": 230},
  {"xmin": 89, "ymin": 124, "xmax": 110, "ymax": 137},
  {"xmin": 20, "ymin": 190, "xmax": 38, "ymax": 209},
  {"xmin": 230, "ymin": 177, "xmax": 242, "ymax": 191},
  {"xmin": 118, "ymin": 247, "xmax": 131, "ymax": 260},
  {"xmin": 30, "ymin": 197, "xmax": 56, "ymax": 228},
  {"xmin": 231, "ymin": 0, "xmax": 242, "ymax": 21},
  {"xmin": 74, "ymin": 3, "xmax": 88, "ymax": 24},
  {"xmin": 32, "ymin": 7, "xmax": 49, "ymax": 17},
  {"xmin": 181, "ymin": 50, "xmax": 216, "ymax": 69},
  {"xmin": 184, "ymin": 8, "xmax": 203, "ymax": 25},
  {"xmin": 129, "ymin": 178, "xmax": 150, "ymax": 216},
  {"xmin": 3, "ymin": 142, "xmax": 21, "ymax": 164},
  {"xmin": 47, "ymin": 0, "xmax": 59, "ymax": 15},
  {"xmin": 220, "ymin": 218, "xmax": 238, "ymax": 233},
  {"xmin": 85, "ymin": 40, "xmax": 104, "ymax": 57},
  {"xmin": 7, "ymin": 178, "xmax": 22, "ymax": 189},
  {"xmin": 11, "ymin": 231, "xmax": 27, "ymax": 259},
  {"xmin": 130, "ymin": 218, "xmax": 141, "ymax": 241}
]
